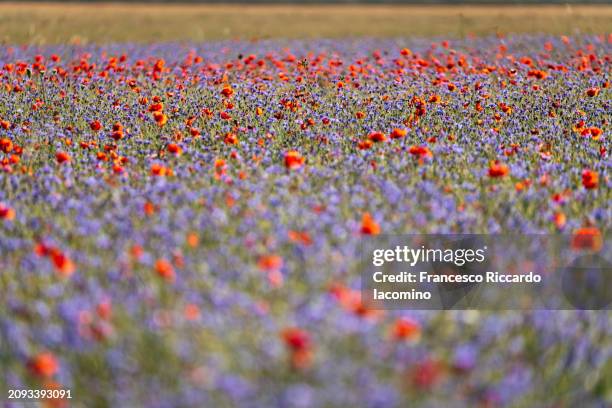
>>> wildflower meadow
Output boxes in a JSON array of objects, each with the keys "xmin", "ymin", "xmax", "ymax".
[{"xmin": 0, "ymin": 9, "xmax": 610, "ymax": 407}]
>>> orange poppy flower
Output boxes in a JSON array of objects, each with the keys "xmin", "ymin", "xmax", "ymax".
[
  {"xmin": 143, "ymin": 201, "xmax": 155, "ymax": 216},
  {"xmin": 111, "ymin": 124, "xmax": 124, "ymax": 140},
  {"xmin": 224, "ymin": 133, "xmax": 238, "ymax": 145},
  {"xmin": 358, "ymin": 140, "xmax": 373, "ymax": 150},
  {"xmin": 186, "ymin": 232, "xmax": 199, "ymax": 248},
  {"xmin": 390, "ymin": 128, "xmax": 407, "ymax": 139},
  {"xmin": 0, "ymin": 120, "xmax": 10, "ymax": 130},
  {"xmin": 553, "ymin": 211, "xmax": 566, "ymax": 229},
  {"xmin": 428, "ymin": 94, "xmax": 441, "ymax": 104},
  {"xmin": 90, "ymin": 120, "xmax": 102, "ymax": 131},
  {"xmin": 410, "ymin": 359, "xmax": 444, "ymax": 390},
  {"xmin": 581, "ymin": 169, "xmax": 598, "ymax": 189},
  {"xmin": 184, "ymin": 303, "xmax": 201, "ymax": 321},
  {"xmin": 288, "ymin": 230, "xmax": 312, "ymax": 246},
  {"xmin": 586, "ymin": 87, "xmax": 600, "ymax": 97},
  {"xmin": 221, "ymin": 85, "xmax": 234, "ymax": 98},
  {"xmin": 130, "ymin": 244, "xmax": 144, "ymax": 260},
  {"xmin": 488, "ymin": 161, "xmax": 509, "ymax": 178},
  {"xmin": 51, "ymin": 251, "xmax": 75, "ymax": 278},
  {"xmin": 360, "ymin": 212, "xmax": 380, "ymax": 235},
  {"xmin": 571, "ymin": 227, "xmax": 602, "ymax": 251},
  {"xmin": 167, "ymin": 143, "xmax": 182, "ymax": 155},
  {"xmin": 258, "ymin": 254, "xmax": 283, "ymax": 272},
  {"xmin": 0, "ymin": 138, "xmax": 13, "ymax": 153},
  {"xmin": 148, "ymin": 102, "xmax": 164, "ymax": 113},
  {"xmin": 368, "ymin": 131, "xmax": 386, "ymax": 143},
  {"xmin": 332, "ymin": 284, "xmax": 383, "ymax": 320},
  {"xmin": 151, "ymin": 163, "xmax": 173, "ymax": 177},
  {"xmin": 0, "ymin": 203, "xmax": 15, "ymax": 220},
  {"xmin": 153, "ymin": 112, "xmax": 168, "ymax": 127},
  {"xmin": 189, "ymin": 127, "xmax": 201, "ymax": 137},
  {"xmin": 155, "ymin": 259, "xmax": 175, "ymax": 282},
  {"xmin": 281, "ymin": 327, "xmax": 313, "ymax": 370},
  {"xmin": 588, "ymin": 127, "xmax": 602, "ymax": 139},
  {"xmin": 281, "ymin": 327, "xmax": 311, "ymax": 352},
  {"xmin": 28, "ymin": 352, "xmax": 59, "ymax": 378},
  {"xmin": 284, "ymin": 150, "xmax": 305, "ymax": 170},
  {"xmin": 55, "ymin": 151, "xmax": 71, "ymax": 164},
  {"xmin": 409, "ymin": 145, "xmax": 433, "ymax": 159},
  {"xmin": 391, "ymin": 317, "xmax": 421, "ymax": 342}
]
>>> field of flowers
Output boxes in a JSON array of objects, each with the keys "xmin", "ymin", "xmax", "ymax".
[{"xmin": 0, "ymin": 34, "xmax": 610, "ymax": 407}]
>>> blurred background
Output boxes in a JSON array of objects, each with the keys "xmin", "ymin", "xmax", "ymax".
[{"xmin": 1, "ymin": 1, "xmax": 610, "ymax": 44}]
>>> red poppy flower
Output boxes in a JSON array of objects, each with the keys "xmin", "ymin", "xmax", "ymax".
[
  {"xmin": 148, "ymin": 102, "xmax": 164, "ymax": 113},
  {"xmin": 0, "ymin": 203, "xmax": 15, "ymax": 220},
  {"xmin": 221, "ymin": 85, "xmax": 234, "ymax": 98},
  {"xmin": 284, "ymin": 150, "xmax": 305, "ymax": 170},
  {"xmin": 224, "ymin": 133, "xmax": 238, "ymax": 145},
  {"xmin": 428, "ymin": 95, "xmax": 441, "ymax": 104},
  {"xmin": 143, "ymin": 201, "xmax": 155, "ymax": 216},
  {"xmin": 588, "ymin": 127, "xmax": 602, "ymax": 139},
  {"xmin": 409, "ymin": 145, "xmax": 433, "ymax": 159},
  {"xmin": 55, "ymin": 151, "xmax": 71, "ymax": 164},
  {"xmin": 360, "ymin": 212, "xmax": 380, "ymax": 235},
  {"xmin": 184, "ymin": 304, "xmax": 201, "ymax": 321},
  {"xmin": 153, "ymin": 112, "xmax": 168, "ymax": 127},
  {"xmin": 553, "ymin": 212, "xmax": 566, "ymax": 229},
  {"xmin": 390, "ymin": 128, "xmax": 407, "ymax": 139},
  {"xmin": 258, "ymin": 254, "xmax": 283, "ymax": 272},
  {"xmin": 51, "ymin": 250, "xmax": 75, "ymax": 278},
  {"xmin": 368, "ymin": 131, "xmax": 386, "ymax": 143},
  {"xmin": 90, "ymin": 120, "xmax": 102, "ymax": 131},
  {"xmin": 288, "ymin": 230, "xmax": 312, "ymax": 246},
  {"xmin": 281, "ymin": 327, "xmax": 311, "ymax": 352},
  {"xmin": 391, "ymin": 317, "xmax": 421, "ymax": 341},
  {"xmin": 150, "ymin": 163, "xmax": 172, "ymax": 177},
  {"xmin": 488, "ymin": 161, "xmax": 509, "ymax": 178},
  {"xmin": 358, "ymin": 140, "xmax": 373, "ymax": 150},
  {"xmin": 586, "ymin": 87, "xmax": 600, "ymax": 97},
  {"xmin": 581, "ymin": 169, "xmax": 598, "ymax": 189},
  {"xmin": 167, "ymin": 143, "xmax": 182, "ymax": 155},
  {"xmin": 0, "ymin": 138, "xmax": 13, "ymax": 153},
  {"xmin": 571, "ymin": 227, "xmax": 602, "ymax": 251},
  {"xmin": 155, "ymin": 259, "xmax": 175, "ymax": 282},
  {"xmin": 281, "ymin": 327, "xmax": 313, "ymax": 369},
  {"xmin": 186, "ymin": 232, "xmax": 199, "ymax": 248},
  {"xmin": 28, "ymin": 352, "xmax": 59, "ymax": 378},
  {"xmin": 410, "ymin": 359, "xmax": 443, "ymax": 390}
]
